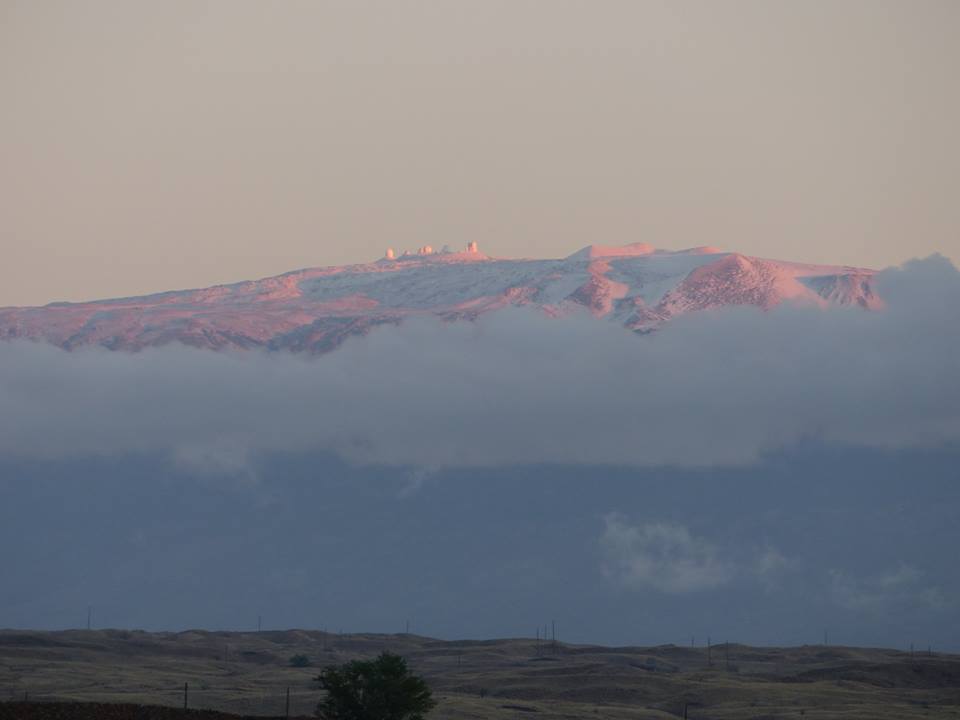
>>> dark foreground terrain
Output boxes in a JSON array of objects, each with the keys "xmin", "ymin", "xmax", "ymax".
[
  {"xmin": 1, "ymin": 629, "xmax": 959, "ymax": 719},
  {"xmin": 0, "ymin": 701, "xmax": 299, "ymax": 720}
]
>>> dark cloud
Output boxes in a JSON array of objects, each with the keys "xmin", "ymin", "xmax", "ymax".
[
  {"xmin": 1, "ymin": 448, "xmax": 957, "ymax": 647},
  {"xmin": 0, "ymin": 256, "xmax": 957, "ymax": 472}
]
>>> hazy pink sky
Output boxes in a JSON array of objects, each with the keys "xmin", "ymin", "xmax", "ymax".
[{"xmin": 2, "ymin": 0, "xmax": 958, "ymax": 306}]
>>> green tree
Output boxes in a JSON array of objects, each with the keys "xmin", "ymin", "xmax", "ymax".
[
  {"xmin": 316, "ymin": 652, "xmax": 435, "ymax": 720},
  {"xmin": 290, "ymin": 654, "xmax": 312, "ymax": 667}
]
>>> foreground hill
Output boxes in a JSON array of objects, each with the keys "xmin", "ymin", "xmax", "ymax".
[
  {"xmin": 0, "ymin": 702, "xmax": 286, "ymax": 720},
  {"xmin": 1, "ymin": 629, "xmax": 958, "ymax": 719},
  {"xmin": 0, "ymin": 244, "xmax": 878, "ymax": 352}
]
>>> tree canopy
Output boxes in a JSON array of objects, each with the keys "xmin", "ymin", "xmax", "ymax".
[{"xmin": 316, "ymin": 652, "xmax": 436, "ymax": 720}]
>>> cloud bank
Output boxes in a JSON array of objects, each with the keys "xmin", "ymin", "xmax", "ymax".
[{"xmin": 0, "ymin": 255, "xmax": 957, "ymax": 472}]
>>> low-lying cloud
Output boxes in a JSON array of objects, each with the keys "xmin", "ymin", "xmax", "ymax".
[
  {"xmin": 599, "ymin": 515, "xmax": 792, "ymax": 594},
  {"xmin": 827, "ymin": 565, "xmax": 948, "ymax": 615},
  {"xmin": 600, "ymin": 515, "xmax": 735, "ymax": 593},
  {"xmin": 0, "ymin": 255, "xmax": 958, "ymax": 472}
]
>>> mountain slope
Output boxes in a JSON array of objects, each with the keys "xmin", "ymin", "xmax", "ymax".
[{"xmin": 0, "ymin": 244, "xmax": 880, "ymax": 353}]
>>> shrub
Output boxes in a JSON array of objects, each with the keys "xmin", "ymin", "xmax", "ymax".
[
  {"xmin": 316, "ymin": 652, "xmax": 435, "ymax": 720},
  {"xmin": 289, "ymin": 654, "xmax": 312, "ymax": 667}
]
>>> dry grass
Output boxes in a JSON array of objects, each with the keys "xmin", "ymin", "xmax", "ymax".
[{"xmin": 1, "ymin": 629, "xmax": 959, "ymax": 719}]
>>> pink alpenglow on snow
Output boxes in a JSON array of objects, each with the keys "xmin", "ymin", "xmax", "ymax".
[{"xmin": 0, "ymin": 243, "xmax": 880, "ymax": 353}]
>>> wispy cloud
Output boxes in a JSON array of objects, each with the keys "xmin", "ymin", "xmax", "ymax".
[
  {"xmin": 827, "ymin": 565, "xmax": 949, "ymax": 614},
  {"xmin": 600, "ymin": 515, "xmax": 735, "ymax": 593},
  {"xmin": 599, "ymin": 515, "xmax": 792, "ymax": 594}
]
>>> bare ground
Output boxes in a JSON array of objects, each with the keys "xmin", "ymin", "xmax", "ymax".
[{"xmin": 1, "ymin": 629, "xmax": 959, "ymax": 719}]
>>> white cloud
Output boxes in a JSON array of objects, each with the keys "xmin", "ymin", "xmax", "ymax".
[
  {"xmin": 599, "ymin": 515, "xmax": 734, "ymax": 593},
  {"xmin": 755, "ymin": 546, "xmax": 790, "ymax": 576},
  {"xmin": 751, "ymin": 544, "xmax": 794, "ymax": 594},
  {"xmin": 598, "ymin": 515, "xmax": 794, "ymax": 594},
  {"xmin": 827, "ymin": 564, "xmax": 949, "ymax": 613},
  {"xmin": 0, "ymin": 255, "xmax": 957, "ymax": 471}
]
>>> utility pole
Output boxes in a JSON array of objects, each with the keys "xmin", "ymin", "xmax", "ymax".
[
  {"xmin": 258, "ymin": 615, "xmax": 262, "ymax": 633},
  {"xmin": 824, "ymin": 629, "xmax": 828, "ymax": 646},
  {"xmin": 707, "ymin": 637, "xmax": 712, "ymax": 667},
  {"xmin": 86, "ymin": 606, "xmax": 92, "ymax": 631},
  {"xmin": 405, "ymin": 620, "xmax": 410, "ymax": 635}
]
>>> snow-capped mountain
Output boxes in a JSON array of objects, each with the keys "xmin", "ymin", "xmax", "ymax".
[{"xmin": 0, "ymin": 243, "xmax": 880, "ymax": 353}]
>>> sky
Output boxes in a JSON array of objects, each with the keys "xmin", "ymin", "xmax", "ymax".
[
  {"xmin": 1, "ymin": 255, "xmax": 958, "ymax": 645},
  {"xmin": 0, "ymin": 1, "xmax": 958, "ymax": 649},
  {"xmin": 2, "ymin": 0, "xmax": 960, "ymax": 306}
]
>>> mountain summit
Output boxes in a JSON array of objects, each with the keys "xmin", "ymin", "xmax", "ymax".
[{"xmin": 0, "ymin": 244, "xmax": 880, "ymax": 353}]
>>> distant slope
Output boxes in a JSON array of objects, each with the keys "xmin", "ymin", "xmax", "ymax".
[
  {"xmin": 0, "ymin": 244, "xmax": 880, "ymax": 353},
  {"xmin": 0, "ymin": 629, "xmax": 957, "ymax": 719}
]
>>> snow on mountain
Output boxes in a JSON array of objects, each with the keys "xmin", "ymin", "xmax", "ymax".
[{"xmin": 0, "ymin": 243, "xmax": 880, "ymax": 352}]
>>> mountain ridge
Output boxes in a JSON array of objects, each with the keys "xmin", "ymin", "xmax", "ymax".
[{"xmin": 0, "ymin": 244, "xmax": 881, "ymax": 353}]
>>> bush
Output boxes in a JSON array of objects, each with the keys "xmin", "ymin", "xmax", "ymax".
[
  {"xmin": 316, "ymin": 651, "xmax": 435, "ymax": 720},
  {"xmin": 289, "ymin": 654, "xmax": 312, "ymax": 667}
]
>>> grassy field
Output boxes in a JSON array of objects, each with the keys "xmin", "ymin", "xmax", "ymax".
[{"xmin": 1, "ymin": 629, "xmax": 959, "ymax": 719}]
